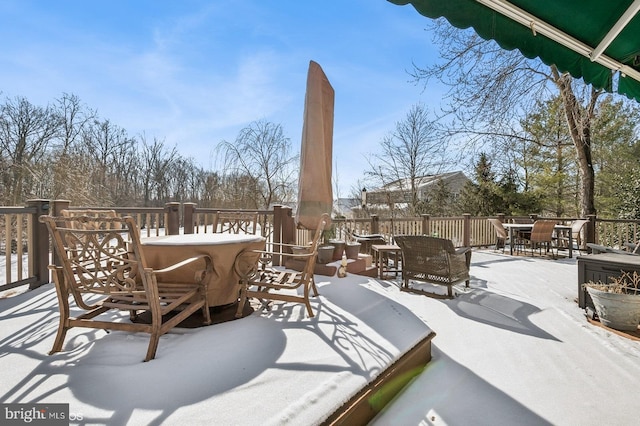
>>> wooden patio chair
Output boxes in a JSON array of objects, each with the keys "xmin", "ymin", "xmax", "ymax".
[
  {"xmin": 40, "ymin": 214, "xmax": 212, "ymax": 362},
  {"xmin": 394, "ymin": 235, "xmax": 472, "ymax": 299},
  {"xmin": 235, "ymin": 213, "xmax": 329, "ymax": 318},
  {"xmin": 555, "ymin": 219, "xmax": 589, "ymax": 253},
  {"xmin": 568, "ymin": 219, "xmax": 589, "ymax": 252},
  {"xmin": 511, "ymin": 217, "xmax": 534, "ymax": 242},
  {"xmin": 213, "ymin": 211, "xmax": 259, "ymax": 234},
  {"xmin": 488, "ymin": 218, "xmax": 508, "ymax": 252},
  {"xmin": 527, "ymin": 220, "xmax": 558, "ymax": 258}
]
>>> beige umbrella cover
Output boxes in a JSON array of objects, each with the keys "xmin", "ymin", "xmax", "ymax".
[{"xmin": 296, "ymin": 60, "xmax": 334, "ymax": 229}]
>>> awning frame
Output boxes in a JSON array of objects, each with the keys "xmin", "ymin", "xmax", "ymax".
[{"xmin": 476, "ymin": 0, "xmax": 640, "ymax": 83}]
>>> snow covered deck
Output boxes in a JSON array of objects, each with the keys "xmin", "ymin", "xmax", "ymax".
[{"xmin": 1, "ymin": 250, "xmax": 639, "ymax": 425}]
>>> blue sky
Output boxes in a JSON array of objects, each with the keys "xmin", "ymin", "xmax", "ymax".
[{"xmin": 0, "ymin": 0, "xmax": 444, "ymax": 197}]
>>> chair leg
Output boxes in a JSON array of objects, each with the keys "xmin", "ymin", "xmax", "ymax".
[
  {"xmin": 200, "ymin": 286, "xmax": 211, "ymax": 325},
  {"xmin": 50, "ymin": 321, "xmax": 69, "ymax": 355},
  {"xmin": 129, "ymin": 310, "xmax": 139, "ymax": 321},
  {"xmin": 310, "ymin": 277, "xmax": 319, "ymax": 297},
  {"xmin": 201, "ymin": 303, "xmax": 212, "ymax": 326},
  {"xmin": 145, "ymin": 333, "xmax": 161, "ymax": 362},
  {"xmin": 145, "ymin": 291, "xmax": 163, "ymax": 362},
  {"xmin": 304, "ymin": 284, "xmax": 315, "ymax": 318},
  {"xmin": 50, "ymin": 269, "xmax": 70, "ymax": 355},
  {"xmin": 236, "ymin": 282, "xmax": 248, "ymax": 319}
]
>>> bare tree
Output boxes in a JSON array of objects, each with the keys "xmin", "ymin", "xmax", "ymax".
[
  {"xmin": 138, "ymin": 135, "xmax": 178, "ymax": 206},
  {"xmin": 412, "ymin": 21, "xmax": 605, "ymax": 216},
  {"xmin": 0, "ymin": 96, "xmax": 61, "ymax": 205},
  {"xmin": 366, "ymin": 104, "xmax": 447, "ymax": 215},
  {"xmin": 218, "ymin": 120, "xmax": 297, "ymax": 209},
  {"xmin": 79, "ymin": 119, "xmax": 137, "ymax": 205},
  {"xmin": 51, "ymin": 93, "xmax": 96, "ymax": 199}
]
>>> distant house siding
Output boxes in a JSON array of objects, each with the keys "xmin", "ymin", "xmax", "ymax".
[{"xmin": 365, "ymin": 172, "xmax": 470, "ymax": 208}]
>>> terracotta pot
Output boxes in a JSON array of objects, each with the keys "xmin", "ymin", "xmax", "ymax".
[
  {"xmin": 291, "ymin": 246, "xmax": 310, "ymax": 255},
  {"xmin": 586, "ymin": 285, "xmax": 640, "ymax": 331},
  {"xmin": 329, "ymin": 240, "xmax": 345, "ymax": 261},
  {"xmin": 317, "ymin": 245, "xmax": 334, "ymax": 264},
  {"xmin": 345, "ymin": 242, "xmax": 361, "ymax": 260}
]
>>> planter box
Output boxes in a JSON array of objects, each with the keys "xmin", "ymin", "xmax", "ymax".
[
  {"xmin": 586, "ymin": 286, "xmax": 640, "ymax": 331},
  {"xmin": 577, "ymin": 253, "xmax": 640, "ymax": 309}
]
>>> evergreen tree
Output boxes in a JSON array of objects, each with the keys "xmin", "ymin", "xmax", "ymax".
[
  {"xmin": 521, "ymin": 97, "xmax": 576, "ymax": 216},
  {"xmin": 459, "ymin": 153, "xmax": 502, "ymax": 215},
  {"xmin": 591, "ymin": 96, "xmax": 640, "ymax": 217}
]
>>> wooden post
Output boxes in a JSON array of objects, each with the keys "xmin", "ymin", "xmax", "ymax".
[
  {"xmin": 26, "ymin": 199, "xmax": 51, "ymax": 289},
  {"xmin": 273, "ymin": 205, "xmax": 283, "ymax": 266},
  {"xmin": 421, "ymin": 214, "xmax": 430, "ymax": 236},
  {"xmin": 463, "ymin": 213, "xmax": 471, "ymax": 247},
  {"xmin": 165, "ymin": 202, "xmax": 180, "ymax": 235},
  {"xmin": 51, "ymin": 199, "xmax": 70, "ymax": 216},
  {"xmin": 371, "ymin": 215, "xmax": 379, "ymax": 234},
  {"xmin": 586, "ymin": 214, "xmax": 597, "ymax": 252},
  {"xmin": 282, "ymin": 207, "xmax": 295, "ymax": 245},
  {"xmin": 183, "ymin": 203, "xmax": 196, "ymax": 234}
]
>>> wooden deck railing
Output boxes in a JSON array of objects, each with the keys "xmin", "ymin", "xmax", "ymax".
[
  {"xmin": 330, "ymin": 214, "xmax": 480, "ymax": 248},
  {"xmin": 1, "ymin": 200, "xmax": 49, "ymax": 293},
  {"xmin": 595, "ymin": 218, "xmax": 640, "ymax": 248},
  {"xmin": 0, "ymin": 198, "xmax": 630, "ymax": 295},
  {"xmin": 0, "ymin": 200, "xmax": 289, "ymax": 293}
]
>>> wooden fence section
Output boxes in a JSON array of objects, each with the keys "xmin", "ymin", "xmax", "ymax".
[
  {"xmin": 595, "ymin": 218, "xmax": 640, "ymax": 248},
  {"xmin": 1, "ymin": 199, "xmax": 637, "ymax": 295},
  {"xmin": 0, "ymin": 201, "xmax": 49, "ymax": 292},
  {"xmin": 1, "ymin": 207, "xmax": 32, "ymax": 290},
  {"xmin": 0, "ymin": 201, "xmax": 289, "ymax": 293},
  {"xmin": 330, "ymin": 215, "xmax": 492, "ymax": 248}
]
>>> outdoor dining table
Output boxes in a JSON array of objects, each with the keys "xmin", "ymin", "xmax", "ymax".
[
  {"xmin": 502, "ymin": 223, "xmax": 573, "ymax": 258},
  {"xmin": 141, "ymin": 233, "xmax": 266, "ymax": 307}
]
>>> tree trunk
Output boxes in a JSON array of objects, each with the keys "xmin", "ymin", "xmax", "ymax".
[{"xmin": 553, "ymin": 68, "xmax": 599, "ymax": 217}]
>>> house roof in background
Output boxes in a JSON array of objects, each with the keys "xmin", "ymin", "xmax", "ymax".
[{"xmin": 375, "ymin": 171, "xmax": 468, "ymax": 193}]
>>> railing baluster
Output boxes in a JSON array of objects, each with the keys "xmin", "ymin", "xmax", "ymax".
[{"xmin": 4, "ymin": 214, "xmax": 10, "ymax": 285}]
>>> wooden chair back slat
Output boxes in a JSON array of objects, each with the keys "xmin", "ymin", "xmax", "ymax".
[{"xmin": 213, "ymin": 211, "xmax": 259, "ymax": 234}]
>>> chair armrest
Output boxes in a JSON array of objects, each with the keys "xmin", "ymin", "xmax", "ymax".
[
  {"xmin": 267, "ymin": 242, "xmax": 310, "ymax": 249},
  {"xmin": 454, "ymin": 247, "xmax": 472, "ymax": 256},
  {"xmin": 234, "ymin": 248, "xmax": 316, "ymax": 278},
  {"xmin": 450, "ymin": 247, "xmax": 472, "ymax": 268}
]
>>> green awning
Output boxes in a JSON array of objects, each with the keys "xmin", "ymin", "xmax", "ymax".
[{"xmin": 388, "ymin": 0, "xmax": 640, "ymax": 103}]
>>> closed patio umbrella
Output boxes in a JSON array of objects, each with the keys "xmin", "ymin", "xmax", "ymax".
[{"xmin": 295, "ymin": 60, "xmax": 334, "ymax": 230}]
